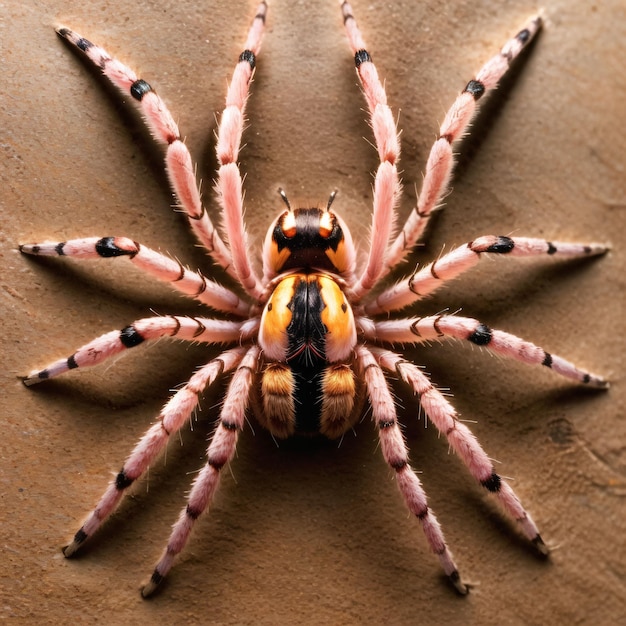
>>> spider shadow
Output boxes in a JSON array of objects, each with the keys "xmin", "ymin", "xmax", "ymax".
[{"xmin": 155, "ymin": 421, "xmax": 447, "ymax": 598}]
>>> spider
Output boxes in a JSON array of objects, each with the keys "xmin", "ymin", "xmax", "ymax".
[{"xmin": 20, "ymin": 0, "xmax": 608, "ymax": 597}]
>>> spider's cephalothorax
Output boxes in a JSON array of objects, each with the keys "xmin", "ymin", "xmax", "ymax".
[{"xmin": 21, "ymin": 0, "xmax": 608, "ymax": 597}]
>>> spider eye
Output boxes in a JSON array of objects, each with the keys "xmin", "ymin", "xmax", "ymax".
[
  {"xmin": 319, "ymin": 212, "xmax": 334, "ymax": 238},
  {"xmin": 281, "ymin": 211, "xmax": 297, "ymax": 238}
]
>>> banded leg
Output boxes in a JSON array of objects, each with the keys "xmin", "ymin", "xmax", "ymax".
[
  {"xmin": 384, "ymin": 15, "xmax": 542, "ymax": 274},
  {"xmin": 372, "ymin": 347, "xmax": 548, "ymax": 554},
  {"xmin": 341, "ymin": 1, "xmax": 401, "ymax": 302},
  {"xmin": 56, "ymin": 27, "xmax": 234, "ymax": 282},
  {"xmin": 23, "ymin": 316, "xmax": 256, "ymax": 386},
  {"xmin": 356, "ymin": 346, "xmax": 468, "ymax": 594},
  {"xmin": 365, "ymin": 236, "xmax": 607, "ymax": 315},
  {"xmin": 20, "ymin": 237, "xmax": 249, "ymax": 316},
  {"xmin": 142, "ymin": 345, "xmax": 259, "ymax": 597},
  {"xmin": 63, "ymin": 347, "xmax": 247, "ymax": 558},
  {"xmin": 214, "ymin": 1, "xmax": 267, "ymax": 300},
  {"xmin": 367, "ymin": 314, "xmax": 608, "ymax": 388}
]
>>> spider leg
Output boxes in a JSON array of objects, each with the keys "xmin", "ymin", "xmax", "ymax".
[
  {"xmin": 356, "ymin": 346, "xmax": 468, "ymax": 594},
  {"xmin": 62, "ymin": 347, "xmax": 247, "ymax": 558},
  {"xmin": 213, "ymin": 1, "xmax": 267, "ymax": 300},
  {"xmin": 55, "ymin": 27, "xmax": 238, "ymax": 281},
  {"xmin": 365, "ymin": 314, "xmax": 608, "ymax": 388},
  {"xmin": 341, "ymin": 1, "xmax": 401, "ymax": 302},
  {"xmin": 20, "ymin": 237, "xmax": 250, "ymax": 316},
  {"xmin": 372, "ymin": 347, "xmax": 549, "ymax": 555},
  {"xmin": 364, "ymin": 236, "xmax": 607, "ymax": 315},
  {"xmin": 384, "ymin": 15, "xmax": 542, "ymax": 275},
  {"xmin": 23, "ymin": 315, "xmax": 258, "ymax": 386},
  {"xmin": 141, "ymin": 345, "xmax": 259, "ymax": 597}
]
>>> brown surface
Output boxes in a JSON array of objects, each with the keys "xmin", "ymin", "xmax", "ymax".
[{"xmin": 2, "ymin": 1, "xmax": 624, "ymax": 624}]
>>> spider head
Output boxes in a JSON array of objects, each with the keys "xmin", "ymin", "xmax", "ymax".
[{"xmin": 264, "ymin": 190, "xmax": 356, "ymax": 276}]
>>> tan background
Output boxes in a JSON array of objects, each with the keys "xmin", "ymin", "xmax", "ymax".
[{"xmin": 1, "ymin": 0, "xmax": 624, "ymax": 624}]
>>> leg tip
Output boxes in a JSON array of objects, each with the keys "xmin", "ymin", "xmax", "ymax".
[
  {"xmin": 141, "ymin": 570, "xmax": 164, "ymax": 598},
  {"xmin": 532, "ymin": 534, "xmax": 550, "ymax": 556},
  {"xmin": 586, "ymin": 375, "xmax": 610, "ymax": 390},
  {"xmin": 55, "ymin": 26, "xmax": 72, "ymax": 38},
  {"xmin": 62, "ymin": 543, "xmax": 77, "ymax": 558},
  {"xmin": 449, "ymin": 570, "xmax": 471, "ymax": 595},
  {"xmin": 22, "ymin": 373, "xmax": 43, "ymax": 387}
]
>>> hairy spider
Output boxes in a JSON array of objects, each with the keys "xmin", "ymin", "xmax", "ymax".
[{"xmin": 21, "ymin": 0, "xmax": 608, "ymax": 597}]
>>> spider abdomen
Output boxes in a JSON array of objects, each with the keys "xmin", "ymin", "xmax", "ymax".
[{"xmin": 257, "ymin": 273, "xmax": 360, "ymax": 437}]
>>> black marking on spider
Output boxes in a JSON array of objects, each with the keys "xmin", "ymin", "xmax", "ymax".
[
  {"xmin": 59, "ymin": 31, "xmax": 94, "ymax": 52},
  {"xmin": 542, "ymin": 352, "xmax": 553, "ymax": 368},
  {"xmin": 390, "ymin": 458, "xmax": 408, "ymax": 471},
  {"xmin": 432, "ymin": 315, "xmax": 445, "ymax": 337},
  {"xmin": 256, "ymin": 0, "xmax": 268, "ymax": 22},
  {"xmin": 273, "ymin": 208, "xmax": 344, "ymax": 273},
  {"xmin": 191, "ymin": 317, "xmax": 207, "ymax": 338},
  {"xmin": 464, "ymin": 79, "xmax": 486, "ymax": 100},
  {"xmin": 342, "ymin": 4, "xmax": 354, "ymax": 24},
  {"xmin": 285, "ymin": 277, "xmax": 328, "ymax": 433},
  {"xmin": 481, "ymin": 473, "xmax": 502, "ymax": 492},
  {"xmin": 119, "ymin": 325, "xmax": 145, "ymax": 348},
  {"xmin": 468, "ymin": 324, "xmax": 493, "ymax": 346},
  {"xmin": 169, "ymin": 315, "xmax": 182, "ymax": 337},
  {"xmin": 208, "ymin": 458, "xmax": 226, "ymax": 471},
  {"xmin": 130, "ymin": 79, "xmax": 153, "ymax": 101},
  {"xmin": 67, "ymin": 354, "xmax": 79, "ymax": 370},
  {"xmin": 71, "ymin": 529, "xmax": 88, "ymax": 548},
  {"xmin": 239, "ymin": 49, "xmax": 256, "ymax": 69},
  {"xmin": 416, "ymin": 506, "xmax": 429, "ymax": 520},
  {"xmin": 115, "ymin": 469, "xmax": 134, "ymax": 490},
  {"xmin": 95, "ymin": 237, "xmax": 137, "ymax": 258},
  {"xmin": 186, "ymin": 505, "xmax": 202, "ymax": 520},
  {"xmin": 354, "ymin": 49, "xmax": 371, "ymax": 67},
  {"xmin": 485, "ymin": 235, "xmax": 515, "ymax": 253},
  {"xmin": 547, "ymin": 242, "xmax": 557, "ymax": 255},
  {"xmin": 517, "ymin": 28, "xmax": 531, "ymax": 44},
  {"xmin": 55, "ymin": 242, "xmax": 66, "ymax": 256}
]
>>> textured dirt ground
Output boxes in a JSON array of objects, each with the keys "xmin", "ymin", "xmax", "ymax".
[{"xmin": 2, "ymin": 1, "xmax": 624, "ymax": 624}]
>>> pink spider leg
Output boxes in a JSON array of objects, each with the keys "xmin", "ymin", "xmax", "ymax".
[
  {"xmin": 365, "ymin": 236, "xmax": 608, "ymax": 315},
  {"xmin": 23, "ymin": 315, "xmax": 258, "ymax": 386},
  {"xmin": 356, "ymin": 345, "xmax": 468, "ymax": 594},
  {"xmin": 341, "ymin": 1, "xmax": 401, "ymax": 302},
  {"xmin": 20, "ymin": 237, "xmax": 249, "ymax": 316},
  {"xmin": 141, "ymin": 344, "xmax": 259, "ymax": 597},
  {"xmin": 63, "ymin": 346, "xmax": 247, "ymax": 558},
  {"xmin": 371, "ymin": 346, "xmax": 549, "ymax": 555},
  {"xmin": 55, "ymin": 28, "xmax": 237, "ymax": 283},
  {"xmin": 384, "ymin": 15, "xmax": 542, "ymax": 275},
  {"xmin": 213, "ymin": 1, "xmax": 268, "ymax": 301},
  {"xmin": 366, "ymin": 314, "xmax": 608, "ymax": 388}
]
